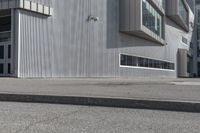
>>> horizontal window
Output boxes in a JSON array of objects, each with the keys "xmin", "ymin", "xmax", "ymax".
[
  {"xmin": 0, "ymin": 10, "xmax": 11, "ymax": 16},
  {"xmin": 0, "ymin": 16, "xmax": 11, "ymax": 32},
  {"xmin": 0, "ymin": 9, "xmax": 11, "ymax": 42},
  {"xmin": 0, "ymin": 32, "xmax": 11, "ymax": 42},
  {"xmin": 120, "ymin": 54, "xmax": 175, "ymax": 70}
]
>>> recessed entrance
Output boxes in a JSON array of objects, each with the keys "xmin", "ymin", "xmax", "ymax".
[
  {"xmin": 0, "ymin": 9, "xmax": 12, "ymax": 76},
  {"xmin": 0, "ymin": 43, "xmax": 11, "ymax": 76}
]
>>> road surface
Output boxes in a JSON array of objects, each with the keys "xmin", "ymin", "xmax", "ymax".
[{"xmin": 0, "ymin": 102, "xmax": 199, "ymax": 133}]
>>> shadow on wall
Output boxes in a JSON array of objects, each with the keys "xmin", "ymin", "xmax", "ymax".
[
  {"xmin": 165, "ymin": 17, "xmax": 186, "ymax": 32},
  {"xmin": 106, "ymin": 0, "xmax": 164, "ymax": 49},
  {"xmin": 20, "ymin": 9, "xmax": 48, "ymax": 19}
]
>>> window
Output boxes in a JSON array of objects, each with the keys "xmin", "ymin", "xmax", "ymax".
[
  {"xmin": 149, "ymin": 59, "xmax": 154, "ymax": 68},
  {"xmin": 198, "ymin": 10, "xmax": 200, "ymax": 24},
  {"xmin": 0, "ymin": 64, "xmax": 3, "ymax": 74},
  {"xmin": 158, "ymin": 0, "xmax": 165, "ymax": 9},
  {"xmin": 144, "ymin": 58, "xmax": 149, "ymax": 67},
  {"xmin": 8, "ymin": 45, "xmax": 11, "ymax": 59},
  {"xmin": 0, "ymin": 32, "xmax": 11, "ymax": 42},
  {"xmin": 0, "ymin": 46, "xmax": 4, "ymax": 59},
  {"xmin": 0, "ymin": 9, "xmax": 11, "ymax": 42},
  {"xmin": 142, "ymin": 0, "xmax": 164, "ymax": 38},
  {"xmin": 182, "ymin": 37, "xmax": 188, "ymax": 45},
  {"xmin": 120, "ymin": 54, "xmax": 126, "ymax": 66},
  {"xmin": 138, "ymin": 57, "xmax": 144, "ymax": 67},
  {"xmin": 7, "ymin": 63, "xmax": 11, "ymax": 74},
  {"xmin": 120, "ymin": 54, "xmax": 175, "ymax": 70},
  {"xmin": 162, "ymin": 0, "xmax": 165, "ymax": 9},
  {"xmin": 126, "ymin": 55, "xmax": 132, "ymax": 66},
  {"xmin": 179, "ymin": 0, "xmax": 188, "ymax": 25},
  {"xmin": 0, "ymin": 16, "xmax": 11, "ymax": 32}
]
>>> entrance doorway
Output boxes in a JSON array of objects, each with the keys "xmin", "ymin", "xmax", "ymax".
[
  {"xmin": 198, "ymin": 63, "xmax": 200, "ymax": 77},
  {"xmin": 0, "ymin": 10, "xmax": 12, "ymax": 76},
  {"xmin": 0, "ymin": 42, "xmax": 11, "ymax": 76}
]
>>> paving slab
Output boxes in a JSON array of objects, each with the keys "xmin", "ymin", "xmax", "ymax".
[{"xmin": 0, "ymin": 77, "xmax": 200, "ymax": 112}]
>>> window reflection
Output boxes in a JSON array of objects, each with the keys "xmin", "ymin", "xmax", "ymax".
[
  {"xmin": 120, "ymin": 54, "xmax": 175, "ymax": 70},
  {"xmin": 158, "ymin": 0, "xmax": 165, "ymax": 9},
  {"xmin": 0, "ymin": 10, "xmax": 11, "ymax": 42},
  {"xmin": 142, "ymin": 0, "xmax": 164, "ymax": 38},
  {"xmin": 179, "ymin": 0, "xmax": 188, "ymax": 25}
]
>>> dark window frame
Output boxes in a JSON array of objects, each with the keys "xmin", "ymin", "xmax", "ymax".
[{"xmin": 120, "ymin": 54, "xmax": 175, "ymax": 70}]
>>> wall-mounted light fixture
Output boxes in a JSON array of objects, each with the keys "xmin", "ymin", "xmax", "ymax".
[{"xmin": 87, "ymin": 15, "xmax": 99, "ymax": 22}]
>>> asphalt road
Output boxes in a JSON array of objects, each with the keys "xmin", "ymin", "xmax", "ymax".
[{"xmin": 0, "ymin": 102, "xmax": 200, "ymax": 133}]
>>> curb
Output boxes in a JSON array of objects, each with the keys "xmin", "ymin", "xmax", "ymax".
[{"xmin": 0, "ymin": 93, "xmax": 200, "ymax": 112}]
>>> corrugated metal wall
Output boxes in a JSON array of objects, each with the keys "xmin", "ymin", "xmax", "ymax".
[
  {"xmin": 16, "ymin": 0, "xmax": 181, "ymax": 78},
  {"xmin": 18, "ymin": 0, "xmax": 89, "ymax": 77}
]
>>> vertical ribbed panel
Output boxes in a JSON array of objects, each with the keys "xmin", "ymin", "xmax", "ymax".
[
  {"xmin": 17, "ymin": 0, "xmax": 180, "ymax": 78},
  {"xmin": 89, "ymin": 0, "xmax": 118, "ymax": 77},
  {"xmin": 18, "ymin": 0, "xmax": 90, "ymax": 77}
]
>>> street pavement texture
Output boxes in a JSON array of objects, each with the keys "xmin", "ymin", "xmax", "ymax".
[
  {"xmin": 0, "ymin": 102, "xmax": 200, "ymax": 133},
  {"xmin": 0, "ymin": 78, "xmax": 200, "ymax": 102}
]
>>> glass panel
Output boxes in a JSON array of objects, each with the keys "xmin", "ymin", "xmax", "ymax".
[
  {"xmin": 198, "ymin": 63, "xmax": 200, "ymax": 76},
  {"xmin": 0, "ymin": 32, "xmax": 11, "ymax": 42},
  {"xmin": 138, "ymin": 57, "xmax": 144, "ymax": 67},
  {"xmin": 142, "ymin": 0, "xmax": 164, "ymax": 38},
  {"xmin": 0, "ymin": 10, "xmax": 11, "ymax": 16},
  {"xmin": 157, "ymin": 0, "xmax": 165, "ymax": 9},
  {"xmin": 0, "ymin": 45, "xmax": 4, "ymax": 59},
  {"xmin": 126, "ymin": 55, "xmax": 132, "ymax": 66},
  {"xmin": 0, "ymin": 16, "xmax": 11, "ymax": 32},
  {"xmin": 155, "ymin": 60, "xmax": 160, "ymax": 68},
  {"xmin": 0, "ymin": 9, "xmax": 11, "ymax": 42},
  {"xmin": 120, "ymin": 54, "xmax": 175, "ymax": 70},
  {"xmin": 120, "ymin": 54, "xmax": 126, "ymax": 65},
  {"xmin": 132, "ymin": 56, "xmax": 137, "ymax": 66},
  {"xmin": 149, "ymin": 59, "xmax": 153, "ymax": 68},
  {"xmin": 162, "ymin": 61, "xmax": 165, "ymax": 69},
  {"xmin": 0, "ymin": 64, "xmax": 3, "ymax": 74},
  {"xmin": 144, "ymin": 58, "xmax": 148, "ymax": 67},
  {"xmin": 164, "ymin": 62, "xmax": 168, "ymax": 69},
  {"xmin": 179, "ymin": 0, "xmax": 188, "ymax": 25},
  {"xmin": 8, "ymin": 45, "xmax": 11, "ymax": 59},
  {"xmin": 8, "ymin": 63, "xmax": 10, "ymax": 74}
]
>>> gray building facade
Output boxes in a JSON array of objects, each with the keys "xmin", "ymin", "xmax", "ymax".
[
  {"xmin": 195, "ymin": 0, "xmax": 200, "ymax": 76},
  {"xmin": 0, "ymin": 0, "xmax": 195, "ymax": 78}
]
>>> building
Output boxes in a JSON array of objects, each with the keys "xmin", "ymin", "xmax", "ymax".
[
  {"xmin": 0, "ymin": 0, "xmax": 195, "ymax": 78},
  {"xmin": 195, "ymin": 0, "xmax": 200, "ymax": 76},
  {"xmin": 187, "ymin": 0, "xmax": 196, "ymax": 13}
]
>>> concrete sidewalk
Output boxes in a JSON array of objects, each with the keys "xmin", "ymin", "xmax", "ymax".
[{"xmin": 1, "ymin": 78, "xmax": 200, "ymax": 112}]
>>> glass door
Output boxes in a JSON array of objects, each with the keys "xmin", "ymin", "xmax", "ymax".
[{"xmin": 0, "ymin": 42, "xmax": 11, "ymax": 76}]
